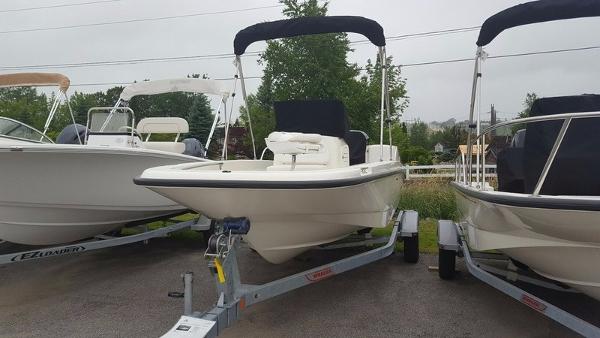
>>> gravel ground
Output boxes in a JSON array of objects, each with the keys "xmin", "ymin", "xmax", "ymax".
[{"xmin": 0, "ymin": 239, "xmax": 598, "ymax": 338}]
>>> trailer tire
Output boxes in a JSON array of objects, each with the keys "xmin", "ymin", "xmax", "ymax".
[
  {"xmin": 403, "ymin": 235, "xmax": 419, "ymax": 263},
  {"xmin": 438, "ymin": 248, "xmax": 456, "ymax": 280}
]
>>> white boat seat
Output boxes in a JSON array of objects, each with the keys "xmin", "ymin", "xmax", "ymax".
[
  {"xmin": 136, "ymin": 117, "xmax": 189, "ymax": 134},
  {"xmin": 142, "ymin": 141, "xmax": 186, "ymax": 154},
  {"xmin": 266, "ymin": 132, "xmax": 349, "ymax": 171},
  {"xmin": 266, "ymin": 132, "xmax": 322, "ymax": 155}
]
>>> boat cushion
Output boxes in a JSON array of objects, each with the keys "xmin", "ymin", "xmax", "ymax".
[
  {"xmin": 266, "ymin": 132, "xmax": 322, "ymax": 155},
  {"xmin": 267, "ymin": 132, "xmax": 349, "ymax": 170},
  {"xmin": 142, "ymin": 141, "xmax": 186, "ymax": 154},
  {"xmin": 137, "ymin": 117, "xmax": 189, "ymax": 134}
]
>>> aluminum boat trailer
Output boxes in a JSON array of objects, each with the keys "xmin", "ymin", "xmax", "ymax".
[
  {"xmin": 437, "ymin": 220, "xmax": 600, "ymax": 338},
  {"xmin": 0, "ymin": 216, "xmax": 211, "ymax": 265},
  {"xmin": 163, "ymin": 210, "xmax": 419, "ymax": 338}
]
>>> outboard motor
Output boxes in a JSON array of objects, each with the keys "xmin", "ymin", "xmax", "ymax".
[
  {"xmin": 182, "ymin": 138, "xmax": 206, "ymax": 157},
  {"xmin": 56, "ymin": 123, "xmax": 88, "ymax": 144}
]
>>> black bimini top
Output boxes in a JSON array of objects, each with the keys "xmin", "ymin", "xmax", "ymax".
[
  {"xmin": 477, "ymin": 0, "xmax": 600, "ymax": 47},
  {"xmin": 529, "ymin": 94, "xmax": 600, "ymax": 116},
  {"xmin": 234, "ymin": 15, "xmax": 385, "ymax": 55}
]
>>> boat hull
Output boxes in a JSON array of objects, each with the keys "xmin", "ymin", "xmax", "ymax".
[
  {"xmin": 453, "ymin": 182, "xmax": 600, "ymax": 300},
  {"xmin": 138, "ymin": 161, "xmax": 402, "ymax": 263},
  {"xmin": 0, "ymin": 145, "xmax": 200, "ymax": 245}
]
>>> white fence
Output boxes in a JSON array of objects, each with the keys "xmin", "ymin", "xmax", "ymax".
[{"xmin": 402, "ymin": 164, "xmax": 497, "ymax": 180}]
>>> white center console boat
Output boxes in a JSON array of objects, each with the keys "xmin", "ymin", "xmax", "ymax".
[
  {"xmin": 0, "ymin": 77, "xmax": 230, "ymax": 245},
  {"xmin": 135, "ymin": 16, "xmax": 404, "ymax": 264}
]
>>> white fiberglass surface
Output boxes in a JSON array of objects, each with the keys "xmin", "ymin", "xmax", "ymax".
[
  {"xmin": 456, "ymin": 181, "xmax": 600, "ymax": 203},
  {"xmin": 142, "ymin": 159, "xmax": 401, "ymax": 181}
]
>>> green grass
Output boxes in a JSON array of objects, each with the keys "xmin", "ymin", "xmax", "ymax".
[
  {"xmin": 398, "ymin": 179, "xmax": 458, "ymax": 220},
  {"xmin": 372, "ymin": 218, "xmax": 438, "ymax": 254},
  {"xmin": 120, "ymin": 213, "xmax": 203, "ymax": 242},
  {"xmin": 373, "ymin": 179, "xmax": 458, "ymax": 253}
]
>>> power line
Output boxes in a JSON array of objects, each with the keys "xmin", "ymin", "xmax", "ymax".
[
  {"xmin": 350, "ymin": 26, "xmax": 481, "ymax": 45},
  {"xmin": 69, "ymin": 76, "xmax": 262, "ymax": 87},
  {"xmin": 0, "ymin": 4, "xmax": 283, "ymax": 34},
  {"xmin": 0, "ymin": 0, "xmax": 120, "ymax": 14},
  {"xmin": 61, "ymin": 44, "xmax": 600, "ymax": 89},
  {"xmin": 399, "ymin": 44, "xmax": 600, "ymax": 68},
  {"xmin": 4, "ymin": 41, "xmax": 599, "ymax": 73},
  {"xmin": 0, "ymin": 26, "xmax": 487, "ymax": 71},
  {"xmin": 0, "ymin": 52, "xmax": 262, "ymax": 71}
]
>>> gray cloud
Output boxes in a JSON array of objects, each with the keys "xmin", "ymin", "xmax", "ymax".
[{"xmin": 1, "ymin": 0, "xmax": 599, "ymax": 122}]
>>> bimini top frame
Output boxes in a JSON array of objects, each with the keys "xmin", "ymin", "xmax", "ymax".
[
  {"xmin": 0, "ymin": 72, "xmax": 80, "ymax": 143},
  {"xmin": 465, "ymin": 0, "xmax": 600, "ymax": 181},
  {"xmin": 101, "ymin": 78, "xmax": 232, "ymax": 158},
  {"xmin": 233, "ymin": 16, "xmax": 392, "ymax": 160}
]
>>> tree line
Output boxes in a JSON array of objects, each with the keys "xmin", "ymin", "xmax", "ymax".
[{"xmin": 0, "ymin": 77, "xmax": 215, "ymax": 143}]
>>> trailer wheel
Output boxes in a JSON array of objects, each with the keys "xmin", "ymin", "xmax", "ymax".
[
  {"xmin": 403, "ymin": 235, "xmax": 419, "ymax": 263},
  {"xmin": 438, "ymin": 248, "xmax": 456, "ymax": 280}
]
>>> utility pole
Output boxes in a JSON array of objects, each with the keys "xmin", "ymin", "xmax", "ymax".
[{"xmin": 490, "ymin": 104, "xmax": 497, "ymax": 138}]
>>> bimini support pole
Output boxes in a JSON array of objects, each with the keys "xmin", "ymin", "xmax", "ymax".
[
  {"xmin": 378, "ymin": 46, "xmax": 387, "ymax": 161},
  {"xmin": 64, "ymin": 91, "xmax": 83, "ymax": 145},
  {"xmin": 385, "ymin": 61, "xmax": 393, "ymax": 160},
  {"xmin": 235, "ymin": 56, "xmax": 257, "ymax": 159},
  {"xmin": 222, "ymin": 100, "xmax": 230, "ymax": 160},
  {"xmin": 205, "ymin": 96, "xmax": 224, "ymax": 156},
  {"xmin": 42, "ymin": 94, "xmax": 61, "ymax": 136},
  {"xmin": 466, "ymin": 47, "xmax": 482, "ymax": 183},
  {"xmin": 222, "ymin": 78, "xmax": 238, "ymax": 160}
]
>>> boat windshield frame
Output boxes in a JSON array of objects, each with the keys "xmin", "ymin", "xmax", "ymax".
[
  {"xmin": 457, "ymin": 110, "xmax": 600, "ymax": 196},
  {"xmin": 0, "ymin": 116, "xmax": 54, "ymax": 143},
  {"xmin": 86, "ymin": 107, "xmax": 136, "ymax": 140}
]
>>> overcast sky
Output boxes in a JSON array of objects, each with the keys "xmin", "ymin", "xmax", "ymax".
[{"xmin": 1, "ymin": 0, "xmax": 599, "ymax": 123}]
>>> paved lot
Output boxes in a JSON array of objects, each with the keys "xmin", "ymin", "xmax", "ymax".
[{"xmin": 0, "ymin": 239, "xmax": 598, "ymax": 338}]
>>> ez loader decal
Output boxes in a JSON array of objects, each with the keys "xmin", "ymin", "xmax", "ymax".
[{"xmin": 10, "ymin": 245, "xmax": 86, "ymax": 262}]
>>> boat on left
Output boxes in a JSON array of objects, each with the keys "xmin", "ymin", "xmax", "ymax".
[{"xmin": 0, "ymin": 74, "xmax": 230, "ymax": 245}]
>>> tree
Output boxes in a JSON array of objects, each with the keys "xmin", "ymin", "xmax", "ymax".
[
  {"xmin": 511, "ymin": 92, "xmax": 538, "ymax": 134},
  {"xmin": 518, "ymin": 92, "xmax": 538, "ymax": 118},
  {"xmin": 409, "ymin": 121, "xmax": 429, "ymax": 148},
  {"xmin": 240, "ymin": 0, "xmax": 408, "ymax": 152},
  {"xmin": 0, "ymin": 87, "xmax": 48, "ymax": 129},
  {"xmin": 187, "ymin": 94, "xmax": 214, "ymax": 143}
]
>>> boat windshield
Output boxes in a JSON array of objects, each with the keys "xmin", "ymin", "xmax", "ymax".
[
  {"xmin": 0, "ymin": 117, "xmax": 53, "ymax": 143},
  {"xmin": 88, "ymin": 110, "xmax": 134, "ymax": 133}
]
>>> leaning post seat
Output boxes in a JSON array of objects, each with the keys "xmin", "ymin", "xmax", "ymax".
[
  {"xmin": 136, "ymin": 117, "xmax": 188, "ymax": 154},
  {"xmin": 267, "ymin": 100, "xmax": 353, "ymax": 170}
]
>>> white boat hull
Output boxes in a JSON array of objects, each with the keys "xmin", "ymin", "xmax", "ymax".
[
  {"xmin": 138, "ymin": 160, "xmax": 402, "ymax": 263},
  {"xmin": 453, "ymin": 182, "xmax": 600, "ymax": 300},
  {"xmin": 0, "ymin": 145, "xmax": 200, "ymax": 245}
]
